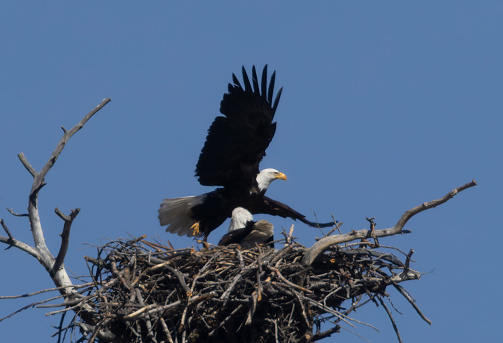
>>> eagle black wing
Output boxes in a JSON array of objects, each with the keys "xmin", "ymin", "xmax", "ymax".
[
  {"xmin": 218, "ymin": 220, "xmax": 255, "ymax": 246},
  {"xmin": 258, "ymin": 196, "xmax": 335, "ymax": 228},
  {"xmin": 218, "ymin": 220, "xmax": 274, "ymax": 248},
  {"xmin": 195, "ymin": 65, "xmax": 283, "ymax": 190}
]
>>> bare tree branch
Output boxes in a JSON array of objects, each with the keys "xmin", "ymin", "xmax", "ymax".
[
  {"xmin": 35, "ymin": 98, "xmax": 112, "ymax": 180},
  {"xmin": 19, "ymin": 98, "xmax": 111, "ymax": 256},
  {"xmin": 0, "ymin": 282, "xmax": 97, "ymax": 300},
  {"xmin": 0, "ymin": 219, "xmax": 39, "ymax": 256},
  {"xmin": 17, "ymin": 152, "xmax": 37, "ymax": 177},
  {"xmin": 6, "ymin": 208, "xmax": 28, "ymax": 217},
  {"xmin": 0, "ymin": 219, "xmax": 14, "ymax": 243},
  {"xmin": 53, "ymin": 208, "xmax": 80, "ymax": 274},
  {"xmin": 0, "ymin": 234, "xmax": 40, "ymax": 257},
  {"xmin": 302, "ymin": 180, "xmax": 477, "ymax": 266},
  {"xmin": 13, "ymin": 98, "xmax": 111, "ymax": 277},
  {"xmin": 1, "ymin": 98, "xmax": 113, "ymax": 339}
]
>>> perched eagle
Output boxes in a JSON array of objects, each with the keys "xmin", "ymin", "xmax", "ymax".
[
  {"xmin": 218, "ymin": 207, "xmax": 274, "ymax": 249},
  {"xmin": 159, "ymin": 65, "xmax": 333, "ymax": 240}
]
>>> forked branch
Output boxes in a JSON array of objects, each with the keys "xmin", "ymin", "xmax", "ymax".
[
  {"xmin": 0, "ymin": 98, "xmax": 112, "ymax": 336},
  {"xmin": 53, "ymin": 208, "xmax": 81, "ymax": 275}
]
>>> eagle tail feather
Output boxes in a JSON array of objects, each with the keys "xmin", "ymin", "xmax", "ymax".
[{"xmin": 158, "ymin": 195, "xmax": 205, "ymax": 237}]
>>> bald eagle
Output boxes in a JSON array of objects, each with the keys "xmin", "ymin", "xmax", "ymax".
[
  {"xmin": 218, "ymin": 207, "xmax": 274, "ymax": 249},
  {"xmin": 159, "ymin": 65, "xmax": 333, "ymax": 240}
]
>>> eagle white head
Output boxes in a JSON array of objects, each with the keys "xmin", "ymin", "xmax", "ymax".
[
  {"xmin": 228, "ymin": 207, "xmax": 254, "ymax": 231},
  {"xmin": 256, "ymin": 168, "xmax": 287, "ymax": 192}
]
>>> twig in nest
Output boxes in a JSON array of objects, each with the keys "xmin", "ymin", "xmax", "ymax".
[
  {"xmin": 378, "ymin": 295, "xmax": 403, "ymax": 343},
  {"xmin": 393, "ymin": 283, "xmax": 432, "ymax": 325}
]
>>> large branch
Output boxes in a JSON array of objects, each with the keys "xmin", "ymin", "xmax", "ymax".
[
  {"xmin": 302, "ymin": 180, "xmax": 477, "ymax": 266},
  {"xmin": 0, "ymin": 99, "xmax": 112, "ymax": 335},
  {"xmin": 53, "ymin": 208, "xmax": 80, "ymax": 274},
  {"xmin": 18, "ymin": 98, "xmax": 111, "ymax": 253},
  {"xmin": 1, "ymin": 98, "xmax": 114, "ymax": 339}
]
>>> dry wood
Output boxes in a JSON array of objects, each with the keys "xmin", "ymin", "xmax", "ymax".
[{"xmin": 302, "ymin": 180, "xmax": 477, "ymax": 266}]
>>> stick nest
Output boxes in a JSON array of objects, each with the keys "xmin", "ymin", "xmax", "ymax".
[{"xmin": 75, "ymin": 234, "xmax": 421, "ymax": 343}]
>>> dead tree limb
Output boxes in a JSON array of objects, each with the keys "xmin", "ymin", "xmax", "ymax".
[
  {"xmin": 302, "ymin": 180, "xmax": 477, "ymax": 266},
  {"xmin": 53, "ymin": 208, "xmax": 81, "ymax": 275},
  {"xmin": 0, "ymin": 98, "xmax": 112, "ymax": 335}
]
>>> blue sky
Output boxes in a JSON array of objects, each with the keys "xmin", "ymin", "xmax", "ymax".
[{"xmin": 1, "ymin": 2, "xmax": 501, "ymax": 342}]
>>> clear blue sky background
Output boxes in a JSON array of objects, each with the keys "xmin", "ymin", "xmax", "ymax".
[{"xmin": 1, "ymin": 2, "xmax": 500, "ymax": 342}]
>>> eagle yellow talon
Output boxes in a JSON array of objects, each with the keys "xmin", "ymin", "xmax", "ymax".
[{"xmin": 190, "ymin": 222, "xmax": 200, "ymax": 236}]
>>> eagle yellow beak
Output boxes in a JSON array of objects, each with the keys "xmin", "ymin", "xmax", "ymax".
[{"xmin": 275, "ymin": 172, "xmax": 287, "ymax": 181}]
